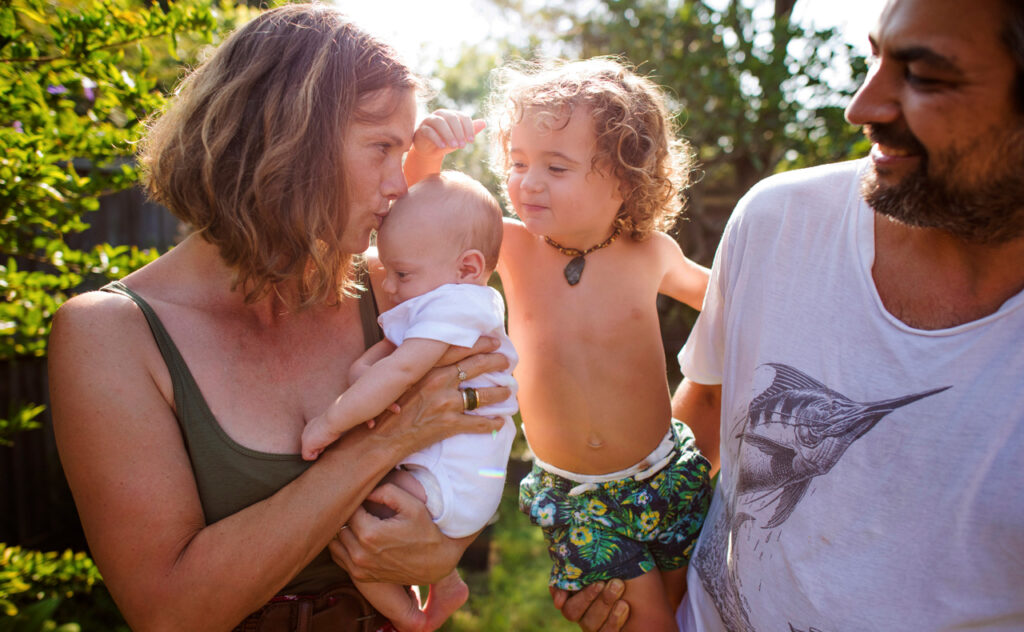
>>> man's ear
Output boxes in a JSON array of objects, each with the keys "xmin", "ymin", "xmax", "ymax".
[{"xmin": 456, "ymin": 249, "xmax": 487, "ymax": 283}]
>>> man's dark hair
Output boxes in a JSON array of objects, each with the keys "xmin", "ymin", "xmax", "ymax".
[{"xmin": 1005, "ymin": 0, "xmax": 1024, "ymax": 111}]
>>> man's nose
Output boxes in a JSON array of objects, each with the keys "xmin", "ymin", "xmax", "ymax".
[{"xmin": 845, "ymin": 59, "xmax": 901, "ymax": 127}]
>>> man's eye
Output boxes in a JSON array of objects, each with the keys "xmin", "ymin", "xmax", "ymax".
[{"xmin": 905, "ymin": 70, "xmax": 945, "ymax": 88}]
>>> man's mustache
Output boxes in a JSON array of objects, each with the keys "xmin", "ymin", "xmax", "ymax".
[{"xmin": 864, "ymin": 123, "xmax": 926, "ymax": 155}]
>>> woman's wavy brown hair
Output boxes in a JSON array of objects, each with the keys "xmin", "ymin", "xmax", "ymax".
[
  {"xmin": 488, "ymin": 57, "xmax": 692, "ymax": 240},
  {"xmin": 139, "ymin": 3, "xmax": 418, "ymax": 308}
]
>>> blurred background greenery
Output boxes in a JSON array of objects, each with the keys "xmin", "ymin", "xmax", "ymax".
[{"xmin": 1, "ymin": 0, "xmax": 869, "ymax": 628}]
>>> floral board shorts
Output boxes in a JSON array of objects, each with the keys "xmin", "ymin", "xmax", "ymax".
[{"xmin": 519, "ymin": 419, "xmax": 712, "ymax": 590}]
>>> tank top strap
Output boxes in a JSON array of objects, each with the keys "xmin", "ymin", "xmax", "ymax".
[
  {"xmin": 100, "ymin": 280, "xmax": 196, "ymax": 407},
  {"xmin": 354, "ymin": 258, "xmax": 384, "ymax": 349}
]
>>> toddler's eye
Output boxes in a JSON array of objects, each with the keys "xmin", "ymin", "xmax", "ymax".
[{"xmin": 549, "ymin": 165, "xmax": 567, "ymax": 174}]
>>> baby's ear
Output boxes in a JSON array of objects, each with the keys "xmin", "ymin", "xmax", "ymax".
[{"xmin": 456, "ymin": 249, "xmax": 487, "ymax": 283}]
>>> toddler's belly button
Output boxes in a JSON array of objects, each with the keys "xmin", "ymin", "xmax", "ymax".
[{"xmin": 586, "ymin": 434, "xmax": 604, "ymax": 448}]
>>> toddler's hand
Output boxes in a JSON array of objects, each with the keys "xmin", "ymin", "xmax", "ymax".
[{"xmin": 412, "ymin": 109, "xmax": 486, "ymax": 160}]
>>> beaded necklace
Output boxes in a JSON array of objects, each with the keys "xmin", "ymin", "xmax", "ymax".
[{"xmin": 543, "ymin": 226, "xmax": 622, "ymax": 286}]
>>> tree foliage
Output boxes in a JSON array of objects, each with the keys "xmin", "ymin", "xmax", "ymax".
[
  {"xmin": 435, "ymin": 0, "xmax": 870, "ymax": 262},
  {"xmin": 0, "ymin": 543, "xmax": 126, "ymax": 631},
  {"xmin": 0, "ymin": 0, "xmax": 252, "ymax": 445}
]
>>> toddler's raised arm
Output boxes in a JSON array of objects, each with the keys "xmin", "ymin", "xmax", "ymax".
[{"xmin": 404, "ymin": 109, "xmax": 485, "ymax": 186}]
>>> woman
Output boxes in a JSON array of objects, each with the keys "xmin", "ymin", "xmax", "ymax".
[{"xmin": 47, "ymin": 5, "xmax": 506, "ymax": 631}]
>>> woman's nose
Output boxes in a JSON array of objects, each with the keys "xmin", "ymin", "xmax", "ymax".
[{"xmin": 382, "ymin": 162, "xmax": 409, "ymax": 201}]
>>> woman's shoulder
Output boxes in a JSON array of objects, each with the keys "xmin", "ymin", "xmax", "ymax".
[
  {"xmin": 52, "ymin": 285, "xmax": 148, "ymax": 342},
  {"xmin": 50, "ymin": 283, "xmax": 171, "ymax": 387},
  {"xmin": 50, "ymin": 283, "xmax": 179, "ymax": 436}
]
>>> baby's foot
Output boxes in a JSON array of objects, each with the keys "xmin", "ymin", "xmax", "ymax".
[{"xmin": 421, "ymin": 574, "xmax": 469, "ymax": 632}]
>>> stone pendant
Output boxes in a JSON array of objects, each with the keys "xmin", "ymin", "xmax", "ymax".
[{"xmin": 564, "ymin": 255, "xmax": 586, "ymax": 286}]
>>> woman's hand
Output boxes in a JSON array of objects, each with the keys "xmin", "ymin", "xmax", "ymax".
[
  {"xmin": 329, "ymin": 483, "xmax": 473, "ymax": 585},
  {"xmin": 367, "ymin": 336, "xmax": 510, "ymax": 457},
  {"xmin": 329, "ymin": 336, "xmax": 510, "ymax": 584},
  {"xmin": 405, "ymin": 109, "xmax": 486, "ymax": 186}
]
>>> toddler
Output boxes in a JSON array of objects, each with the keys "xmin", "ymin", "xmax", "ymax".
[
  {"xmin": 301, "ymin": 172, "xmax": 518, "ymax": 632},
  {"xmin": 406, "ymin": 58, "xmax": 713, "ymax": 631}
]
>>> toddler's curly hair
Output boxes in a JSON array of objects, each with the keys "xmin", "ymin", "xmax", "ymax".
[{"xmin": 488, "ymin": 57, "xmax": 692, "ymax": 239}]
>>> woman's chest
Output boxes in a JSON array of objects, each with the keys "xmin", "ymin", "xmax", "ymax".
[{"xmin": 166, "ymin": 304, "xmax": 368, "ymax": 454}]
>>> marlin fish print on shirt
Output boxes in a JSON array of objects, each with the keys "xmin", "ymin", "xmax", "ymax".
[{"xmin": 693, "ymin": 363, "xmax": 950, "ymax": 632}]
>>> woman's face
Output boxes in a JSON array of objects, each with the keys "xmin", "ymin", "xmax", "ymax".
[{"xmin": 341, "ymin": 89, "xmax": 418, "ymax": 254}]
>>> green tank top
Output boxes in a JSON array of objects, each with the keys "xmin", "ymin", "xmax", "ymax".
[{"xmin": 101, "ymin": 272, "xmax": 382, "ymax": 594}]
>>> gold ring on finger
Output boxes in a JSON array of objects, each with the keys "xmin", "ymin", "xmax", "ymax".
[{"xmin": 461, "ymin": 386, "xmax": 479, "ymax": 411}]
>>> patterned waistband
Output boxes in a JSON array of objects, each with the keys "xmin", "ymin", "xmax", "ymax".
[{"xmin": 531, "ymin": 422, "xmax": 679, "ymax": 495}]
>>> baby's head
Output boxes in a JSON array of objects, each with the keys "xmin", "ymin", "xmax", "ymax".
[
  {"xmin": 489, "ymin": 57, "xmax": 692, "ymax": 240},
  {"xmin": 376, "ymin": 171, "xmax": 503, "ymax": 304}
]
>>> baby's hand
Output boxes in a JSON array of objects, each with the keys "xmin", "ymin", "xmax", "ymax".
[
  {"xmin": 412, "ymin": 109, "xmax": 486, "ymax": 161},
  {"xmin": 301, "ymin": 414, "xmax": 336, "ymax": 461}
]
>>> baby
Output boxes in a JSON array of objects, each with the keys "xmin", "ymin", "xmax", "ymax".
[
  {"xmin": 406, "ymin": 58, "xmax": 713, "ymax": 630},
  {"xmin": 301, "ymin": 172, "xmax": 518, "ymax": 632}
]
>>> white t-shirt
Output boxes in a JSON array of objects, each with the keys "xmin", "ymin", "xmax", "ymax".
[
  {"xmin": 380, "ymin": 283, "xmax": 518, "ymax": 538},
  {"xmin": 678, "ymin": 159, "xmax": 1024, "ymax": 631}
]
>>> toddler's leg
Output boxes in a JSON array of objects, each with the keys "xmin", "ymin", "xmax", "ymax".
[
  {"xmin": 619, "ymin": 569, "xmax": 679, "ymax": 632},
  {"xmin": 662, "ymin": 566, "xmax": 688, "ymax": 615}
]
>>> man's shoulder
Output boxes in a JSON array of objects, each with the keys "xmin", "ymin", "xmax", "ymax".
[
  {"xmin": 746, "ymin": 159, "xmax": 865, "ymax": 202},
  {"xmin": 731, "ymin": 159, "xmax": 866, "ymax": 226}
]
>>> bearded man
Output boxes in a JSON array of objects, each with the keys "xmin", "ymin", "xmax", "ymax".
[{"xmin": 554, "ymin": 0, "xmax": 1024, "ymax": 630}]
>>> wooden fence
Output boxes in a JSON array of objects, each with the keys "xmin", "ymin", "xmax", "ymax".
[{"xmin": 1, "ymin": 187, "xmax": 183, "ymax": 551}]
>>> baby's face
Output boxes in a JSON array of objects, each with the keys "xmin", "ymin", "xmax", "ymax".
[{"xmin": 376, "ymin": 208, "xmax": 462, "ymax": 305}]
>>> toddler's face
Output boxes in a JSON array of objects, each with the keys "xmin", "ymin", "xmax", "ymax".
[
  {"xmin": 376, "ymin": 207, "xmax": 462, "ymax": 305},
  {"xmin": 506, "ymin": 106, "xmax": 623, "ymax": 246}
]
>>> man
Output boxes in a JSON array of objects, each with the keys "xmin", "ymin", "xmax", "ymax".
[{"xmin": 556, "ymin": 0, "xmax": 1024, "ymax": 629}]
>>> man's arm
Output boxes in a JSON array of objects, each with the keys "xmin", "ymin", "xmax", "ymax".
[{"xmin": 671, "ymin": 379, "xmax": 721, "ymax": 475}]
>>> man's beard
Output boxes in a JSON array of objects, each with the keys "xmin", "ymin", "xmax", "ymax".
[{"xmin": 860, "ymin": 122, "xmax": 1024, "ymax": 245}]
